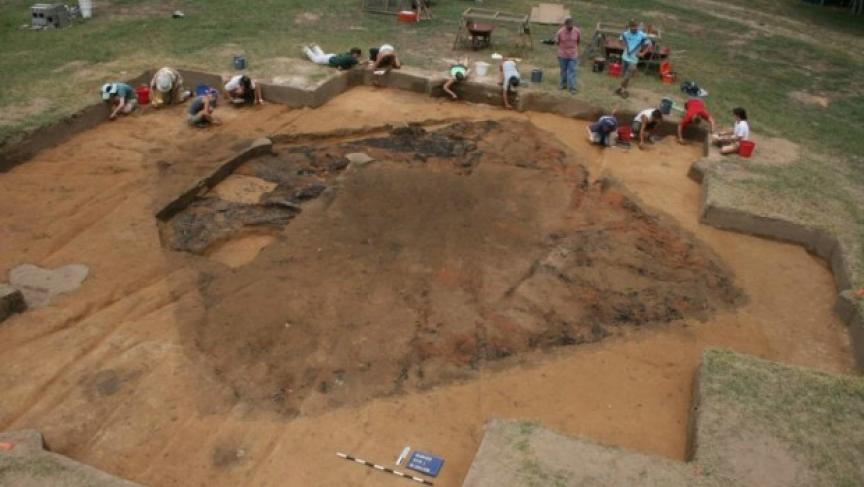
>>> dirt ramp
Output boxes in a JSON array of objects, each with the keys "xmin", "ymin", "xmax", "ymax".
[{"xmin": 164, "ymin": 121, "xmax": 743, "ymax": 416}]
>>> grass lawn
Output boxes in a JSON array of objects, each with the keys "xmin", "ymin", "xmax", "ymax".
[{"xmin": 1, "ymin": 0, "xmax": 863, "ymax": 288}]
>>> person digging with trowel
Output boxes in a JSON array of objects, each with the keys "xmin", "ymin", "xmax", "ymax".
[
  {"xmin": 149, "ymin": 67, "xmax": 189, "ymax": 107},
  {"xmin": 442, "ymin": 57, "xmax": 471, "ymax": 99},
  {"xmin": 499, "ymin": 56, "xmax": 521, "ymax": 109},
  {"xmin": 101, "ymin": 82, "xmax": 137, "ymax": 121},
  {"xmin": 187, "ymin": 88, "xmax": 221, "ymax": 128},
  {"xmin": 677, "ymin": 97, "xmax": 715, "ymax": 144}
]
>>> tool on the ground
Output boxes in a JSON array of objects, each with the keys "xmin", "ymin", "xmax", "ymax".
[
  {"xmin": 406, "ymin": 451, "xmax": 445, "ymax": 477},
  {"xmin": 396, "ymin": 446, "xmax": 411, "ymax": 465},
  {"xmin": 337, "ymin": 452, "xmax": 433, "ymax": 485}
]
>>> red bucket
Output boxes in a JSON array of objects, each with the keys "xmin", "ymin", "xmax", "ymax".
[
  {"xmin": 738, "ymin": 140, "xmax": 755, "ymax": 158},
  {"xmin": 617, "ymin": 126, "xmax": 632, "ymax": 142},
  {"xmin": 397, "ymin": 10, "xmax": 417, "ymax": 22},
  {"xmin": 136, "ymin": 85, "xmax": 150, "ymax": 105},
  {"xmin": 608, "ymin": 62, "xmax": 621, "ymax": 77}
]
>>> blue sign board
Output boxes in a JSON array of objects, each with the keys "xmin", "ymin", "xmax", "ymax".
[{"xmin": 406, "ymin": 451, "xmax": 444, "ymax": 477}]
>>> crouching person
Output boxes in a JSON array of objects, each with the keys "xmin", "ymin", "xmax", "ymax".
[
  {"xmin": 187, "ymin": 88, "xmax": 220, "ymax": 128},
  {"xmin": 443, "ymin": 58, "xmax": 470, "ymax": 99},
  {"xmin": 101, "ymin": 82, "xmax": 137, "ymax": 120},
  {"xmin": 632, "ymin": 108, "xmax": 663, "ymax": 149},
  {"xmin": 588, "ymin": 113, "xmax": 618, "ymax": 147},
  {"xmin": 150, "ymin": 67, "xmax": 188, "ymax": 107}
]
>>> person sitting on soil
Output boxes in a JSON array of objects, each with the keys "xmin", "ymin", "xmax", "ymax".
[
  {"xmin": 101, "ymin": 82, "xmax": 137, "ymax": 121},
  {"xmin": 677, "ymin": 97, "xmax": 715, "ymax": 144},
  {"xmin": 614, "ymin": 20, "xmax": 651, "ymax": 99},
  {"xmin": 632, "ymin": 108, "xmax": 663, "ymax": 149},
  {"xmin": 499, "ymin": 57, "xmax": 521, "ymax": 109},
  {"xmin": 369, "ymin": 44, "xmax": 402, "ymax": 75},
  {"xmin": 224, "ymin": 74, "xmax": 264, "ymax": 105},
  {"xmin": 442, "ymin": 58, "xmax": 471, "ymax": 100},
  {"xmin": 187, "ymin": 88, "xmax": 220, "ymax": 128},
  {"xmin": 712, "ymin": 107, "xmax": 750, "ymax": 154},
  {"xmin": 149, "ymin": 67, "xmax": 189, "ymax": 107},
  {"xmin": 302, "ymin": 45, "xmax": 363, "ymax": 70},
  {"xmin": 588, "ymin": 113, "xmax": 618, "ymax": 147}
]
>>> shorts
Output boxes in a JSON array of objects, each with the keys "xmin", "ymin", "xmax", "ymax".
[
  {"xmin": 631, "ymin": 120, "xmax": 656, "ymax": 135},
  {"xmin": 187, "ymin": 112, "xmax": 209, "ymax": 127},
  {"xmin": 121, "ymin": 98, "xmax": 137, "ymax": 113},
  {"xmin": 622, "ymin": 61, "xmax": 638, "ymax": 80}
]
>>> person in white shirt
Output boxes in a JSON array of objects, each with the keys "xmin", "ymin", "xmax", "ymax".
[
  {"xmin": 631, "ymin": 108, "xmax": 663, "ymax": 149},
  {"xmin": 224, "ymin": 74, "xmax": 263, "ymax": 105},
  {"xmin": 712, "ymin": 107, "xmax": 749, "ymax": 154},
  {"xmin": 499, "ymin": 57, "xmax": 520, "ymax": 109}
]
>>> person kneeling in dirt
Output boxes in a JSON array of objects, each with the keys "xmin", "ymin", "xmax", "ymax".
[
  {"xmin": 499, "ymin": 57, "xmax": 521, "ymax": 109},
  {"xmin": 442, "ymin": 58, "xmax": 470, "ymax": 99},
  {"xmin": 224, "ymin": 74, "xmax": 264, "ymax": 105},
  {"xmin": 303, "ymin": 44, "xmax": 363, "ymax": 70},
  {"xmin": 677, "ymin": 98, "xmax": 715, "ymax": 144},
  {"xmin": 187, "ymin": 88, "xmax": 220, "ymax": 128},
  {"xmin": 632, "ymin": 108, "xmax": 663, "ymax": 149},
  {"xmin": 588, "ymin": 113, "xmax": 618, "ymax": 147},
  {"xmin": 101, "ymin": 82, "xmax": 137, "ymax": 121},
  {"xmin": 150, "ymin": 67, "xmax": 189, "ymax": 107},
  {"xmin": 712, "ymin": 107, "xmax": 749, "ymax": 154}
]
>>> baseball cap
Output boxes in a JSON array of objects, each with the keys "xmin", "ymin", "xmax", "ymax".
[
  {"xmin": 156, "ymin": 72, "xmax": 173, "ymax": 93},
  {"xmin": 101, "ymin": 83, "xmax": 118, "ymax": 101}
]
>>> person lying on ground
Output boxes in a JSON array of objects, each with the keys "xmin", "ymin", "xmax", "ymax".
[
  {"xmin": 614, "ymin": 20, "xmax": 651, "ymax": 99},
  {"xmin": 303, "ymin": 45, "xmax": 363, "ymax": 70},
  {"xmin": 442, "ymin": 58, "xmax": 470, "ymax": 99},
  {"xmin": 588, "ymin": 113, "xmax": 618, "ymax": 147},
  {"xmin": 499, "ymin": 57, "xmax": 521, "ymax": 109},
  {"xmin": 632, "ymin": 108, "xmax": 663, "ymax": 149},
  {"xmin": 101, "ymin": 82, "xmax": 137, "ymax": 121},
  {"xmin": 224, "ymin": 74, "xmax": 264, "ymax": 105},
  {"xmin": 677, "ymin": 97, "xmax": 715, "ymax": 144},
  {"xmin": 150, "ymin": 67, "xmax": 188, "ymax": 107},
  {"xmin": 369, "ymin": 44, "xmax": 402, "ymax": 74},
  {"xmin": 187, "ymin": 88, "xmax": 220, "ymax": 128},
  {"xmin": 712, "ymin": 107, "xmax": 749, "ymax": 154}
]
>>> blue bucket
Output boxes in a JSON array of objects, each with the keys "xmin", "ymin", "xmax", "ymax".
[
  {"xmin": 233, "ymin": 55, "xmax": 246, "ymax": 70},
  {"xmin": 660, "ymin": 97, "xmax": 674, "ymax": 115},
  {"xmin": 530, "ymin": 69, "xmax": 543, "ymax": 83}
]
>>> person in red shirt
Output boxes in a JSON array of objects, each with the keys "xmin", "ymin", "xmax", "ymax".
[
  {"xmin": 555, "ymin": 18, "xmax": 580, "ymax": 93},
  {"xmin": 677, "ymin": 98, "xmax": 715, "ymax": 144}
]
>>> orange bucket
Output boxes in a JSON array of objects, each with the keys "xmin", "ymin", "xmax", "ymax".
[
  {"xmin": 738, "ymin": 140, "xmax": 756, "ymax": 158},
  {"xmin": 617, "ymin": 126, "xmax": 632, "ymax": 142},
  {"xmin": 398, "ymin": 10, "xmax": 417, "ymax": 22},
  {"xmin": 661, "ymin": 73, "xmax": 676, "ymax": 84},
  {"xmin": 607, "ymin": 62, "xmax": 621, "ymax": 77}
]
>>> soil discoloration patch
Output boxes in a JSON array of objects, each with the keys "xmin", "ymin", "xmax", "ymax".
[{"xmin": 163, "ymin": 120, "xmax": 744, "ymax": 416}]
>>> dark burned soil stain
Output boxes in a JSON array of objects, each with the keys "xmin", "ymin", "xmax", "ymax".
[{"xmin": 166, "ymin": 120, "xmax": 745, "ymax": 417}]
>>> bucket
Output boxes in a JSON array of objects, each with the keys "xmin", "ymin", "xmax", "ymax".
[
  {"xmin": 592, "ymin": 57, "xmax": 605, "ymax": 73},
  {"xmin": 659, "ymin": 97, "xmax": 674, "ymax": 115},
  {"xmin": 617, "ymin": 126, "xmax": 632, "ymax": 142},
  {"xmin": 659, "ymin": 61, "xmax": 671, "ymax": 76},
  {"xmin": 738, "ymin": 140, "xmax": 755, "ymax": 158},
  {"xmin": 661, "ymin": 73, "xmax": 676, "ymax": 84},
  {"xmin": 397, "ymin": 10, "xmax": 417, "ymax": 22},
  {"xmin": 608, "ymin": 62, "xmax": 621, "ymax": 77},
  {"xmin": 79, "ymin": 0, "xmax": 92, "ymax": 18},
  {"xmin": 135, "ymin": 85, "xmax": 150, "ymax": 105},
  {"xmin": 233, "ymin": 55, "xmax": 246, "ymax": 70},
  {"xmin": 474, "ymin": 61, "xmax": 490, "ymax": 77},
  {"xmin": 530, "ymin": 69, "xmax": 543, "ymax": 83}
]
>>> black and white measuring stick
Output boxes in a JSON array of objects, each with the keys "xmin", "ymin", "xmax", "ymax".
[{"xmin": 336, "ymin": 452, "xmax": 434, "ymax": 485}]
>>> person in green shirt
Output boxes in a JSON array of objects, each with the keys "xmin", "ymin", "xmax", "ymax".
[
  {"xmin": 442, "ymin": 58, "xmax": 471, "ymax": 100},
  {"xmin": 100, "ymin": 82, "xmax": 137, "ymax": 120},
  {"xmin": 303, "ymin": 45, "xmax": 362, "ymax": 70}
]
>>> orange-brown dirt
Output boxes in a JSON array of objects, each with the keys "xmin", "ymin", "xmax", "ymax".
[{"xmin": 0, "ymin": 87, "xmax": 855, "ymax": 487}]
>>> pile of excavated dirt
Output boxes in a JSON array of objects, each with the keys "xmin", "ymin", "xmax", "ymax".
[{"xmin": 162, "ymin": 120, "xmax": 744, "ymax": 416}]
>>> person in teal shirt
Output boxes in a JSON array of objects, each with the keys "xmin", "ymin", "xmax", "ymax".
[
  {"xmin": 614, "ymin": 20, "xmax": 651, "ymax": 98},
  {"xmin": 442, "ymin": 58, "xmax": 471, "ymax": 99},
  {"xmin": 101, "ymin": 82, "xmax": 137, "ymax": 120}
]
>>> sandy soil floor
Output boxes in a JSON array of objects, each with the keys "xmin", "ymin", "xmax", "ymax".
[{"xmin": 0, "ymin": 87, "xmax": 854, "ymax": 487}]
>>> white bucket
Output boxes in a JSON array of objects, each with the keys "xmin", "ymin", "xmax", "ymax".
[
  {"xmin": 474, "ymin": 61, "xmax": 489, "ymax": 77},
  {"xmin": 79, "ymin": 0, "xmax": 93, "ymax": 18}
]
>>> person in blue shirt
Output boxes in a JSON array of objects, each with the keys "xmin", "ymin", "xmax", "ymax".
[
  {"xmin": 614, "ymin": 20, "xmax": 651, "ymax": 98},
  {"xmin": 587, "ymin": 113, "xmax": 618, "ymax": 147}
]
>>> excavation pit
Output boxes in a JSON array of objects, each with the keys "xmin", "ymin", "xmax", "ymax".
[{"xmin": 161, "ymin": 120, "xmax": 743, "ymax": 416}]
